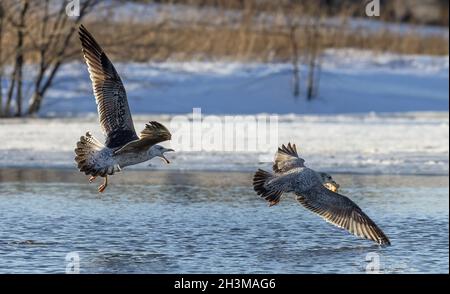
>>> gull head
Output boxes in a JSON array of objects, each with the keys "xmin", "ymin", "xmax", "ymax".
[
  {"xmin": 318, "ymin": 172, "xmax": 340, "ymax": 192},
  {"xmin": 149, "ymin": 145, "xmax": 174, "ymax": 164}
]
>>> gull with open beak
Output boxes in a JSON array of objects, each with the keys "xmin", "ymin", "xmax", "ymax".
[{"xmin": 74, "ymin": 25, "xmax": 173, "ymax": 193}]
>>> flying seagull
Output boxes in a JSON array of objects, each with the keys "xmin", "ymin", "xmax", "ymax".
[
  {"xmin": 253, "ymin": 143, "xmax": 390, "ymax": 246},
  {"xmin": 74, "ymin": 25, "xmax": 173, "ymax": 193}
]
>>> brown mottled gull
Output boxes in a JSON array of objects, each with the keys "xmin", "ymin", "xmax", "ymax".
[
  {"xmin": 253, "ymin": 143, "xmax": 390, "ymax": 246},
  {"xmin": 74, "ymin": 25, "xmax": 173, "ymax": 193}
]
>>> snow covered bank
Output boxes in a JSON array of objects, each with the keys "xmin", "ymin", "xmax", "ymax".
[
  {"xmin": 1, "ymin": 50, "xmax": 447, "ymax": 116},
  {"xmin": 27, "ymin": 49, "xmax": 447, "ymax": 116},
  {"xmin": 0, "ymin": 112, "xmax": 447, "ymax": 175}
]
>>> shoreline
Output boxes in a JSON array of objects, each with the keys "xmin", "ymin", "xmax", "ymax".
[
  {"xmin": 0, "ymin": 165, "xmax": 448, "ymax": 177},
  {"xmin": 1, "ymin": 112, "xmax": 448, "ymax": 176},
  {"xmin": 1, "ymin": 168, "xmax": 448, "ymax": 189}
]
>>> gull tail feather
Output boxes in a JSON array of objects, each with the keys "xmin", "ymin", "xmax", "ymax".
[
  {"xmin": 74, "ymin": 132, "xmax": 113, "ymax": 176},
  {"xmin": 252, "ymin": 169, "xmax": 284, "ymax": 206}
]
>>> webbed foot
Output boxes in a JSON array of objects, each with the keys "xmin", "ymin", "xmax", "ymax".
[{"xmin": 97, "ymin": 176, "xmax": 108, "ymax": 193}]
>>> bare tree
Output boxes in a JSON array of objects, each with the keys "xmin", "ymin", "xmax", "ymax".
[
  {"xmin": 27, "ymin": 0, "xmax": 99, "ymax": 115},
  {"xmin": 289, "ymin": 24, "xmax": 300, "ymax": 98},
  {"xmin": 283, "ymin": 2, "xmax": 323, "ymax": 101},
  {"xmin": 284, "ymin": 3, "xmax": 301, "ymax": 99},
  {"xmin": 305, "ymin": 17, "xmax": 322, "ymax": 101},
  {"xmin": 0, "ymin": 2, "xmax": 4, "ymax": 116},
  {"xmin": 0, "ymin": 0, "xmax": 99, "ymax": 118},
  {"xmin": 4, "ymin": 1, "xmax": 29, "ymax": 117},
  {"xmin": 15, "ymin": 0, "xmax": 29, "ymax": 116}
]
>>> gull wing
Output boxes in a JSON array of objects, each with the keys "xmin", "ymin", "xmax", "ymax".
[
  {"xmin": 114, "ymin": 121, "xmax": 172, "ymax": 155},
  {"xmin": 296, "ymin": 186, "xmax": 391, "ymax": 245},
  {"xmin": 79, "ymin": 24, "xmax": 138, "ymax": 148},
  {"xmin": 272, "ymin": 143, "xmax": 305, "ymax": 174}
]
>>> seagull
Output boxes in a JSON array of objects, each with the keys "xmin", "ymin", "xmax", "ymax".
[
  {"xmin": 253, "ymin": 143, "xmax": 390, "ymax": 246},
  {"xmin": 74, "ymin": 25, "xmax": 173, "ymax": 193}
]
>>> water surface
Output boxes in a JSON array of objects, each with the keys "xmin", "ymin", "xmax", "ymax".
[{"xmin": 0, "ymin": 169, "xmax": 448, "ymax": 273}]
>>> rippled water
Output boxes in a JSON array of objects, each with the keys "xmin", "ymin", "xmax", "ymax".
[{"xmin": 0, "ymin": 169, "xmax": 448, "ymax": 273}]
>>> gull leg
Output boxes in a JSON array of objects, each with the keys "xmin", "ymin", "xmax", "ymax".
[
  {"xmin": 98, "ymin": 175, "xmax": 108, "ymax": 193},
  {"xmin": 89, "ymin": 176, "xmax": 97, "ymax": 183}
]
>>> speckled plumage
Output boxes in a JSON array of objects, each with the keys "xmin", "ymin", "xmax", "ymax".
[
  {"xmin": 253, "ymin": 143, "xmax": 390, "ymax": 246},
  {"xmin": 74, "ymin": 25, "xmax": 172, "ymax": 192}
]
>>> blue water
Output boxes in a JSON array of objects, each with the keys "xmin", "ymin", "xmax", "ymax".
[{"xmin": 0, "ymin": 169, "xmax": 448, "ymax": 273}]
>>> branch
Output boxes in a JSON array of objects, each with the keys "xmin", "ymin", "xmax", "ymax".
[{"xmin": 28, "ymin": 0, "xmax": 100, "ymax": 115}]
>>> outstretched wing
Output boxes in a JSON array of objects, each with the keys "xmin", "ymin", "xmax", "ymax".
[
  {"xmin": 296, "ymin": 186, "xmax": 391, "ymax": 245},
  {"xmin": 79, "ymin": 24, "xmax": 138, "ymax": 148},
  {"xmin": 273, "ymin": 143, "xmax": 305, "ymax": 173},
  {"xmin": 114, "ymin": 121, "xmax": 172, "ymax": 155}
]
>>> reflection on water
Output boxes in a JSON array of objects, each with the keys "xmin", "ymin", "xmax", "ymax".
[{"xmin": 0, "ymin": 168, "xmax": 448, "ymax": 273}]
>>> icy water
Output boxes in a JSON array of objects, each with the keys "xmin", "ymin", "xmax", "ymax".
[{"xmin": 0, "ymin": 169, "xmax": 448, "ymax": 274}]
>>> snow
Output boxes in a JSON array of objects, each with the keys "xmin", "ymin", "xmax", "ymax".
[
  {"xmin": 0, "ymin": 112, "xmax": 448, "ymax": 175},
  {"xmin": 30, "ymin": 49, "xmax": 449, "ymax": 116},
  {"xmin": 0, "ymin": 49, "xmax": 448, "ymax": 175}
]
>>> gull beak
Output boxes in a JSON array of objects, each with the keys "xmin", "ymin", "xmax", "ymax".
[
  {"xmin": 161, "ymin": 148, "xmax": 174, "ymax": 164},
  {"xmin": 330, "ymin": 181, "xmax": 340, "ymax": 192},
  {"xmin": 324, "ymin": 181, "xmax": 340, "ymax": 193},
  {"xmin": 161, "ymin": 156, "xmax": 170, "ymax": 164}
]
